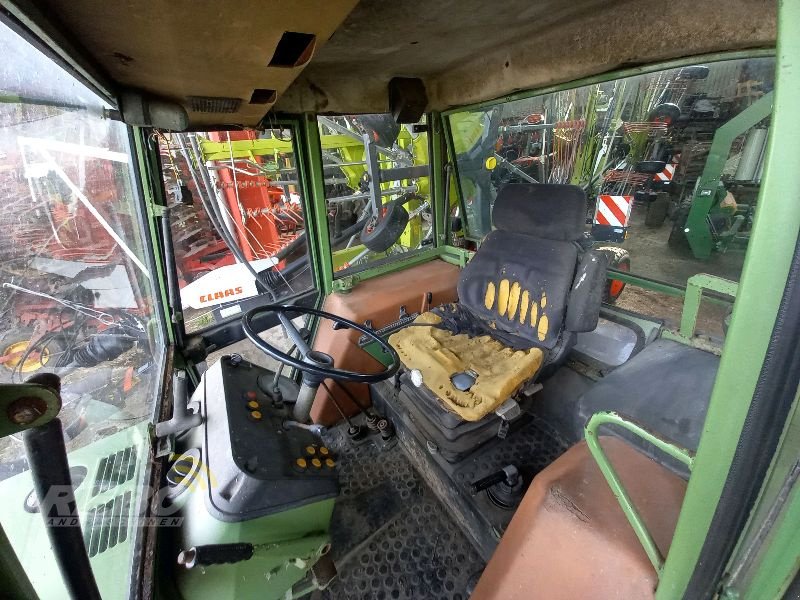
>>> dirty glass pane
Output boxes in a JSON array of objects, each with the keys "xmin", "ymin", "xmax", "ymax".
[
  {"xmin": 158, "ymin": 129, "xmax": 313, "ymax": 333},
  {"xmin": 316, "ymin": 114, "xmax": 433, "ymax": 276},
  {"xmin": 0, "ymin": 20, "xmax": 165, "ymax": 599},
  {"xmin": 446, "ymin": 57, "xmax": 776, "ymax": 305}
]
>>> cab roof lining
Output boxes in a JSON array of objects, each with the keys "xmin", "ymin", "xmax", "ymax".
[{"xmin": 27, "ymin": 0, "xmax": 775, "ymax": 126}]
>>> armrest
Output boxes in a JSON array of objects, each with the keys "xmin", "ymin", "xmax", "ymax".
[{"xmin": 565, "ymin": 250, "xmax": 608, "ymax": 332}]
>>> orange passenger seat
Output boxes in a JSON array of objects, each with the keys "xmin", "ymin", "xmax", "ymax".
[{"xmin": 471, "ymin": 436, "xmax": 686, "ymax": 600}]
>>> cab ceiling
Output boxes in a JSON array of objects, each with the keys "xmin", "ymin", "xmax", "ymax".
[
  {"xmin": 29, "ymin": 0, "xmax": 775, "ymax": 126},
  {"xmin": 279, "ymin": 0, "xmax": 776, "ymax": 114},
  {"xmin": 29, "ymin": 0, "xmax": 360, "ymax": 126}
]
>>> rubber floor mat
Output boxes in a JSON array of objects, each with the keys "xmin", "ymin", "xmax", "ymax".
[{"xmin": 320, "ymin": 423, "xmax": 485, "ymax": 599}]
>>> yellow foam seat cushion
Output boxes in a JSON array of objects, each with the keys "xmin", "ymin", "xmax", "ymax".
[{"xmin": 388, "ymin": 312, "xmax": 543, "ymax": 421}]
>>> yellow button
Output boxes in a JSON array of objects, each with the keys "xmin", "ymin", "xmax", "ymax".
[
  {"xmin": 305, "ymin": 446, "xmax": 316, "ymax": 456},
  {"xmin": 325, "ymin": 458, "xmax": 336, "ymax": 468},
  {"xmin": 295, "ymin": 458, "xmax": 307, "ymax": 469},
  {"xmin": 319, "ymin": 447, "xmax": 330, "ymax": 456},
  {"xmin": 250, "ymin": 410, "xmax": 262, "ymax": 420},
  {"xmin": 311, "ymin": 458, "xmax": 322, "ymax": 468},
  {"xmin": 247, "ymin": 400, "xmax": 260, "ymax": 410}
]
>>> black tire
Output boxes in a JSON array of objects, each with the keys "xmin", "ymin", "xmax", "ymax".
[
  {"xmin": 361, "ymin": 202, "xmax": 409, "ymax": 252},
  {"xmin": 0, "ymin": 328, "xmax": 68, "ymax": 382},
  {"xmin": 352, "ymin": 114, "xmax": 401, "ymax": 148},
  {"xmin": 595, "ymin": 245, "xmax": 631, "ymax": 304},
  {"xmin": 668, "ymin": 201, "xmax": 694, "ymax": 255},
  {"xmin": 645, "ymin": 193, "xmax": 670, "ymax": 228}
]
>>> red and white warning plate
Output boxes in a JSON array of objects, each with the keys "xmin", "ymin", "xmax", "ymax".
[{"xmin": 594, "ymin": 195, "xmax": 633, "ymax": 227}]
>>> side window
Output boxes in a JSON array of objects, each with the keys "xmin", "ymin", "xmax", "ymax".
[
  {"xmin": 158, "ymin": 129, "xmax": 313, "ymax": 333},
  {"xmin": 0, "ymin": 21, "xmax": 165, "ymax": 597},
  {"xmin": 316, "ymin": 114, "xmax": 433, "ymax": 275},
  {"xmin": 447, "ymin": 57, "xmax": 775, "ymax": 336},
  {"xmin": 0, "ymin": 22, "xmax": 164, "ymax": 443}
]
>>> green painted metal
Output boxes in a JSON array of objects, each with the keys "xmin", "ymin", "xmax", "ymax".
[
  {"xmin": 430, "ymin": 112, "xmax": 448, "ymax": 247},
  {"xmin": 328, "ymin": 245, "xmax": 473, "ymax": 293},
  {"xmin": 608, "ymin": 270, "xmax": 686, "ymax": 298},
  {"xmin": 331, "ymin": 247, "xmax": 441, "ymax": 293},
  {"xmin": 438, "ymin": 245, "xmax": 473, "ymax": 268},
  {"xmin": 684, "ymin": 92, "xmax": 773, "ymax": 259},
  {"xmin": 133, "ymin": 128, "xmax": 175, "ymax": 344},
  {"xmin": 0, "ymin": 379, "xmax": 61, "ymax": 600},
  {"xmin": 0, "ymin": 382, "xmax": 60, "ymax": 437},
  {"xmin": 295, "ymin": 115, "xmax": 335, "ymax": 295},
  {"xmin": 656, "ymin": 2, "xmax": 800, "ymax": 596},
  {"xmin": 362, "ymin": 339, "xmax": 394, "ymax": 367},
  {"xmin": 0, "ymin": 524, "xmax": 37, "ymax": 600},
  {"xmin": 607, "ymin": 269, "xmax": 736, "ymax": 311},
  {"xmin": 199, "ymin": 134, "xmax": 362, "ymax": 161},
  {"xmin": 584, "ymin": 411, "xmax": 695, "ymax": 575},
  {"xmin": 679, "ymin": 274, "xmax": 738, "ymax": 338},
  {"xmin": 735, "ymin": 477, "xmax": 800, "ymax": 599},
  {"xmin": 176, "ymin": 490, "xmax": 334, "ymax": 600},
  {"xmin": 721, "ymin": 389, "xmax": 800, "ymax": 598},
  {"xmin": 440, "ymin": 49, "xmax": 776, "ymax": 118},
  {"xmin": 0, "ymin": 423, "xmax": 151, "ymax": 599}
]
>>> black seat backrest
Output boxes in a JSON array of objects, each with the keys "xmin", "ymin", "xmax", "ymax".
[{"xmin": 457, "ymin": 184, "xmax": 591, "ymax": 350}]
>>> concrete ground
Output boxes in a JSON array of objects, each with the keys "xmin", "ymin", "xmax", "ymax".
[
  {"xmin": 613, "ymin": 204, "xmax": 740, "ymax": 339},
  {"xmin": 205, "ymin": 317, "xmax": 303, "ymax": 372}
]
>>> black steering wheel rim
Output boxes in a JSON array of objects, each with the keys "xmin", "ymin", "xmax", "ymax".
[{"xmin": 242, "ymin": 304, "xmax": 400, "ymax": 383}]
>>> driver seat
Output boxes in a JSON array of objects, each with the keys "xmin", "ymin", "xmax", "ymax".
[{"xmin": 388, "ymin": 184, "xmax": 606, "ymax": 457}]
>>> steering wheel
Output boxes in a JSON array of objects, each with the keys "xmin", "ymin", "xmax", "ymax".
[{"xmin": 242, "ymin": 304, "xmax": 400, "ymax": 383}]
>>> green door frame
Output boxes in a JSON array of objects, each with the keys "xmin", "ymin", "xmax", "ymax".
[
  {"xmin": 293, "ymin": 113, "xmax": 335, "ymax": 296},
  {"xmin": 657, "ymin": 1, "xmax": 800, "ymax": 597}
]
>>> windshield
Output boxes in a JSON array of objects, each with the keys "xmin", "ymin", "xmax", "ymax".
[
  {"xmin": 0, "ymin": 24, "xmax": 165, "ymax": 476},
  {"xmin": 317, "ymin": 114, "xmax": 434, "ymax": 275},
  {"xmin": 157, "ymin": 128, "xmax": 314, "ymax": 334}
]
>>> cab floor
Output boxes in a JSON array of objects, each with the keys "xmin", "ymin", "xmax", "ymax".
[{"xmin": 318, "ymin": 420, "xmax": 484, "ymax": 600}]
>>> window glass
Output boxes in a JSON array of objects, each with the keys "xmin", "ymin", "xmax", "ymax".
[
  {"xmin": 316, "ymin": 114, "xmax": 433, "ymax": 275},
  {"xmin": 158, "ymin": 129, "xmax": 313, "ymax": 333},
  {"xmin": 447, "ymin": 57, "xmax": 775, "ymax": 301},
  {"xmin": 0, "ymin": 20, "xmax": 165, "ymax": 598}
]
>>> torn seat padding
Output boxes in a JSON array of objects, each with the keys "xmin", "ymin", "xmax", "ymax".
[{"xmin": 389, "ymin": 312, "xmax": 543, "ymax": 421}]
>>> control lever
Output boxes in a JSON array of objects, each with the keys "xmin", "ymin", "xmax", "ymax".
[
  {"xmin": 178, "ymin": 543, "xmax": 254, "ymax": 569},
  {"xmin": 155, "ymin": 371, "xmax": 202, "ymax": 439},
  {"xmin": 470, "ymin": 465, "xmax": 524, "ymax": 509},
  {"xmin": 470, "ymin": 466, "xmax": 515, "ymax": 494},
  {"xmin": 282, "ymin": 420, "xmax": 326, "ymax": 437}
]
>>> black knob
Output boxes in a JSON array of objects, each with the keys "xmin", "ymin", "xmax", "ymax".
[{"xmin": 470, "ymin": 470, "xmax": 507, "ymax": 495}]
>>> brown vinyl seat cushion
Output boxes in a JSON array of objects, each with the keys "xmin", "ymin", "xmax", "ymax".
[{"xmin": 471, "ymin": 437, "xmax": 687, "ymax": 600}]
